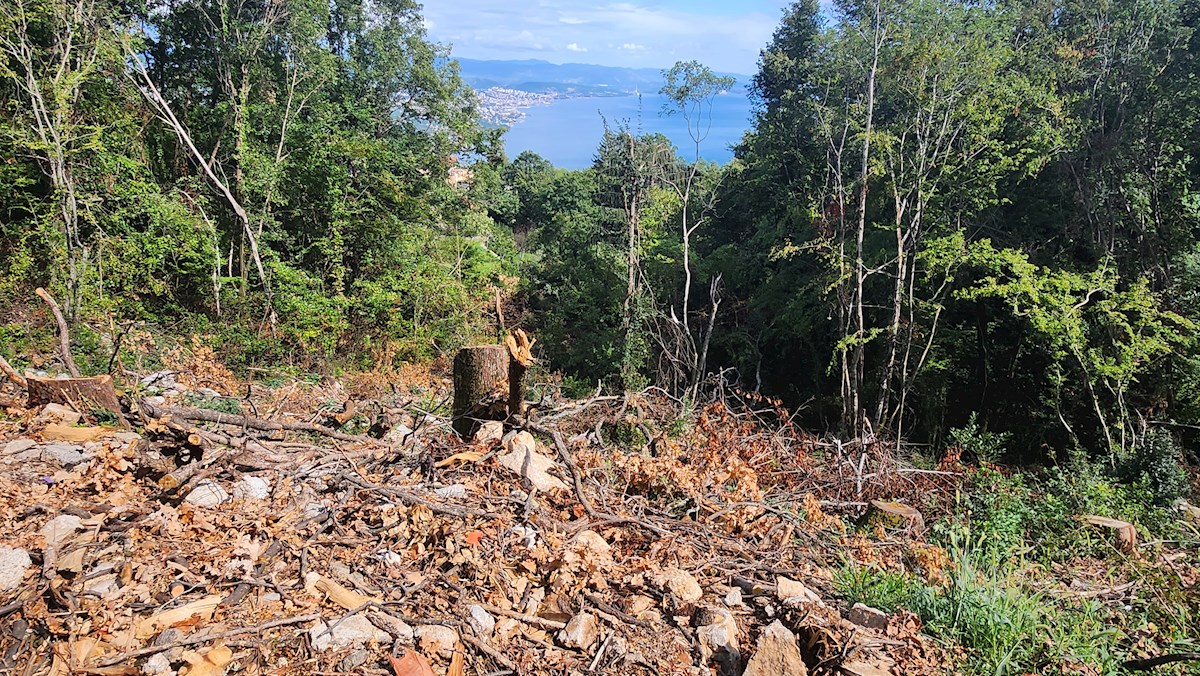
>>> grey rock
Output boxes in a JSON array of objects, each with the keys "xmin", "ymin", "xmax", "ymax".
[
  {"xmin": 42, "ymin": 443, "xmax": 87, "ymax": 466},
  {"xmin": 743, "ymin": 621, "xmax": 808, "ymax": 676},
  {"xmin": 41, "ymin": 514, "xmax": 84, "ymax": 548},
  {"xmin": 84, "ymin": 574, "xmax": 119, "ymax": 596},
  {"xmin": 141, "ymin": 652, "xmax": 173, "ymax": 675},
  {"xmin": 183, "ymin": 480, "xmax": 230, "ymax": 508},
  {"xmin": 466, "ymin": 604, "xmax": 495, "ymax": 638},
  {"xmin": 415, "ymin": 624, "xmax": 460, "ymax": 657},
  {"xmin": 3, "ymin": 439, "xmax": 37, "ymax": 456},
  {"xmin": 309, "ymin": 615, "xmax": 390, "ymax": 652},
  {"xmin": 339, "ymin": 648, "xmax": 370, "ymax": 671},
  {"xmin": 557, "ymin": 612, "xmax": 600, "ymax": 651},
  {"xmin": 724, "ymin": 587, "xmax": 744, "ymax": 607},
  {"xmin": 232, "ymin": 476, "xmax": 271, "ymax": 501},
  {"xmin": 847, "ymin": 602, "xmax": 889, "ymax": 631},
  {"xmin": 0, "ymin": 547, "xmax": 32, "ymax": 591},
  {"xmin": 434, "ymin": 484, "xmax": 467, "ymax": 499},
  {"xmin": 474, "ymin": 420, "xmax": 504, "ymax": 445}
]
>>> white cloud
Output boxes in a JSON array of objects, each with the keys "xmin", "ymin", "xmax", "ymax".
[
  {"xmin": 566, "ymin": 42, "xmax": 588, "ymax": 52},
  {"xmin": 559, "ymin": 17, "xmax": 589, "ymax": 24},
  {"xmin": 620, "ymin": 42, "xmax": 646, "ymax": 51}
]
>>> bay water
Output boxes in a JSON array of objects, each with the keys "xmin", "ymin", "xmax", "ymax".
[{"xmin": 502, "ymin": 92, "xmax": 754, "ymax": 169}]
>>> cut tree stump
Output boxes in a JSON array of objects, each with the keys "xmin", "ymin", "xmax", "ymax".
[
  {"xmin": 27, "ymin": 375, "xmax": 125, "ymax": 424},
  {"xmin": 452, "ymin": 345, "xmax": 509, "ymax": 439}
]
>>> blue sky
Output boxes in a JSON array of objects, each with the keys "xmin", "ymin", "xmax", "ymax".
[{"xmin": 421, "ymin": 1, "xmax": 794, "ymax": 74}]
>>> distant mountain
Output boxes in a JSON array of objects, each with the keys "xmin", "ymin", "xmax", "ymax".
[{"xmin": 453, "ymin": 58, "xmax": 750, "ymax": 96}]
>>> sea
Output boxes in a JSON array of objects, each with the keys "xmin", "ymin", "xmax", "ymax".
[{"xmin": 502, "ymin": 92, "xmax": 755, "ymax": 169}]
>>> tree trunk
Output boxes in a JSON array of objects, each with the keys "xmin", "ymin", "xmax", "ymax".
[
  {"xmin": 27, "ymin": 374, "xmax": 124, "ymax": 423},
  {"xmin": 452, "ymin": 345, "xmax": 509, "ymax": 439}
]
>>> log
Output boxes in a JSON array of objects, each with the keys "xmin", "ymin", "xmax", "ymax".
[
  {"xmin": 0, "ymin": 356, "xmax": 26, "ymax": 389},
  {"xmin": 452, "ymin": 345, "xmax": 508, "ymax": 439},
  {"xmin": 27, "ymin": 375, "xmax": 124, "ymax": 422}
]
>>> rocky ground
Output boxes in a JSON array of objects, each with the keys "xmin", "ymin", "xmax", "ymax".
[{"xmin": 3, "ymin": 352, "xmax": 1194, "ymax": 675}]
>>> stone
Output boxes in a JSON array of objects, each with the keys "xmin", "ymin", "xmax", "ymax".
[
  {"xmin": 339, "ymin": 648, "xmax": 370, "ymax": 671},
  {"xmin": 41, "ymin": 514, "xmax": 84, "ymax": 548},
  {"xmin": 31, "ymin": 403, "xmax": 81, "ymax": 428},
  {"xmin": 42, "ymin": 443, "xmax": 87, "ymax": 466},
  {"xmin": 743, "ymin": 621, "xmax": 808, "ymax": 676},
  {"xmin": 697, "ymin": 607, "xmax": 740, "ymax": 674},
  {"xmin": 309, "ymin": 615, "xmax": 390, "ymax": 652},
  {"xmin": 84, "ymin": 574, "xmax": 119, "ymax": 597},
  {"xmin": 184, "ymin": 480, "xmax": 230, "ymax": 508},
  {"xmin": 434, "ymin": 484, "xmax": 467, "ymax": 499},
  {"xmin": 2, "ymin": 439, "xmax": 37, "ymax": 456},
  {"xmin": 466, "ymin": 604, "xmax": 495, "ymax": 638},
  {"xmin": 557, "ymin": 612, "xmax": 600, "ymax": 650},
  {"xmin": 654, "ymin": 567, "xmax": 703, "ymax": 604},
  {"xmin": 498, "ymin": 431, "xmax": 569, "ymax": 492},
  {"xmin": 474, "ymin": 420, "xmax": 505, "ymax": 445},
  {"xmin": 415, "ymin": 624, "xmax": 459, "ymax": 657},
  {"xmin": 0, "ymin": 547, "xmax": 33, "ymax": 591},
  {"xmin": 724, "ymin": 587, "xmax": 744, "ymax": 607},
  {"xmin": 141, "ymin": 652, "xmax": 173, "ymax": 675},
  {"xmin": 232, "ymin": 476, "xmax": 271, "ymax": 501},
  {"xmin": 776, "ymin": 576, "xmax": 822, "ymax": 606},
  {"xmin": 847, "ymin": 603, "xmax": 889, "ymax": 631}
]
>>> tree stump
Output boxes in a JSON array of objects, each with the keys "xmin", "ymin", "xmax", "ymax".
[
  {"xmin": 452, "ymin": 345, "xmax": 509, "ymax": 439},
  {"xmin": 27, "ymin": 375, "xmax": 125, "ymax": 424}
]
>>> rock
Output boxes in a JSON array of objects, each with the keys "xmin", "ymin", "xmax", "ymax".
[
  {"xmin": 184, "ymin": 480, "xmax": 230, "ymax": 508},
  {"xmin": 1173, "ymin": 498, "xmax": 1200, "ymax": 523},
  {"xmin": 368, "ymin": 612, "xmax": 414, "ymax": 642},
  {"xmin": 557, "ymin": 612, "xmax": 600, "ymax": 650},
  {"xmin": 776, "ymin": 576, "xmax": 822, "ymax": 606},
  {"xmin": 41, "ymin": 514, "xmax": 84, "ymax": 548},
  {"xmin": 466, "ymin": 605, "xmax": 495, "ymax": 638},
  {"xmin": 724, "ymin": 587, "xmax": 744, "ymax": 607},
  {"xmin": 31, "ymin": 403, "xmax": 81, "ymax": 428},
  {"xmin": 474, "ymin": 420, "xmax": 505, "ymax": 445},
  {"xmin": 84, "ymin": 573, "xmax": 119, "ymax": 596},
  {"xmin": 141, "ymin": 652, "xmax": 173, "ymax": 675},
  {"xmin": 381, "ymin": 423, "xmax": 415, "ymax": 446},
  {"xmin": 697, "ymin": 607, "xmax": 741, "ymax": 674},
  {"xmin": 42, "ymin": 443, "xmax": 87, "ymax": 466},
  {"xmin": 743, "ymin": 620, "xmax": 808, "ymax": 676},
  {"xmin": 498, "ymin": 431, "xmax": 569, "ymax": 492},
  {"xmin": 2, "ymin": 439, "xmax": 37, "ymax": 456},
  {"xmin": 847, "ymin": 603, "xmax": 889, "ymax": 631},
  {"xmin": 654, "ymin": 567, "xmax": 703, "ymax": 604},
  {"xmin": 339, "ymin": 648, "xmax": 370, "ymax": 671},
  {"xmin": 309, "ymin": 615, "xmax": 390, "ymax": 652},
  {"xmin": 232, "ymin": 476, "xmax": 271, "ymax": 501},
  {"xmin": 415, "ymin": 624, "xmax": 459, "ymax": 657},
  {"xmin": 110, "ymin": 431, "xmax": 142, "ymax": 443},
  {"xmin": 434, "ymin": 484, "xmax": 467, "ymax": 499},
  {"xmin": 0, "ymin": 547, "xmax": 33, "ymax": 591}
]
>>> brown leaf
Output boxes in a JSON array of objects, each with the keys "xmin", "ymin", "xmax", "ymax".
[{"xmin": 389, "ymin": 651, "xmax": 435, "ymax": 676}]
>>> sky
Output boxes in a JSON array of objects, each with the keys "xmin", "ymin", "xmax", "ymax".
[{"xmin": 421, "ymin": 1, "xmax": 794, "ymax": 75}]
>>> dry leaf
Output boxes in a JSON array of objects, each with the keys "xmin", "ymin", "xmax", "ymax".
[
  {"xmin": 389, "ymin": 651, "xmax": 435, "ymax": 676},
  {"xmin": 435, "ymin": 451, "xmax": 484, "ymax": 468},
  {"xmin": 180, "ymin": 644, "xmax": 234, "ymax": 676},
  {"xmin": 466, "ymin": 530, "xmax": 484, "ymax": 546}
]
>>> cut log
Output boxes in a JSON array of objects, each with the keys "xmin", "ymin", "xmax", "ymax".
[
  {"xmin": 452, "ymin": 345, "xmax": 508, "ymax": 439},
  {"xmin": 27, "ymin": 375, "xmax": 124, "ymax": 423}
]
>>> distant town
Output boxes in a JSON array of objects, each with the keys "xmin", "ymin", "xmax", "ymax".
[{"xmin": 475, "ymin": 88, "xmax": 557, "ymax": 127}]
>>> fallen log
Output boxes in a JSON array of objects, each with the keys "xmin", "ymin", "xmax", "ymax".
[
  {"xmin": 140, "ymin": 401, "xmax": 384, "ymax": 445},
  {"xmin": 0, "ymin": 355, "xmax": 26, "ymax": 389}
]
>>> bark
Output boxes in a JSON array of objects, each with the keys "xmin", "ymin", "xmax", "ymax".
[
  {"xmin": 452, "ymin": 345, "xmax": 509, "ymax": 438},
  {"xmin": 505, "ymin": 329, "xmax": 536, "ymax": 417},
  {"xmin": 28, "ymin": 375, "xmax": 123, "ymax": 422}
]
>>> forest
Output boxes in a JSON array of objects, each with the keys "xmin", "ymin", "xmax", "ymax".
[{"xmin": 2, "ymin": 0, "xmax": 1200, "ymax": 673}]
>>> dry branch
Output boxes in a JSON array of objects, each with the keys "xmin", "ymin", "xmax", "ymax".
[
  {"xmin": 0, "ymin": 355, "xmax": 26, "ymax": 389},
  {"xmin": 140, "ymin": 401, "xmax": 384, "ymax": 445},
  {"xmin": 35, "ymin": 287, "xmax": 80, "ymax": 377}
]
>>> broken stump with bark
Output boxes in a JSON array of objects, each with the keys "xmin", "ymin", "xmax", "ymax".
[{"xmin": 27, "ymin": 374, "xmax": 126, "ymax": 425}]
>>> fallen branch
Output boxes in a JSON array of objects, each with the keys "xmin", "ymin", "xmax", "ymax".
[
  {"xmin": 0, "ymin": 355, "xmax": 26, "ymax": 389},
  {"xmin": 35, "ymin": 287, "xmax": 80, "ymax": 377},
  {"xmin": 141, "ymin": 401, "xmax": 383, "ymax": 445},
  {"xmin": 94, "ymin": 613, "xmax": 321, "ymax": 667}
]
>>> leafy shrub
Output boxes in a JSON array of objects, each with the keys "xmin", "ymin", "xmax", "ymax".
[
  {"xmin": 1119, "ymin": 430, "xmax": 1191, "ymax": 506},
  {"xmin": 950, "ymin": 413, "xmax": 1011, "ymax": 464}
]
